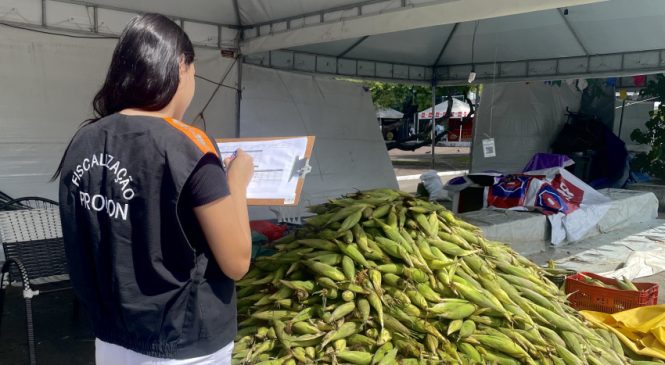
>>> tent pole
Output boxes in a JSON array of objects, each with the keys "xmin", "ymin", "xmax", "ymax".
[
  {"xmin": 233, "ymin": 0, "xmax": 243, "ymax": 138},
  {"xmin": 235, "ymin": 59, "xmax": 243, "ymax": 137},
  {"xmin": 431, "ymin": 78, "xmax": 436, "ymax": 169},
  {"xmin": 617, "ymin": 98, "xmax": 627, "ymax": 139},
  {"xmin": 469, "ymin": 85, "xmax": 481, "ymax": 173}
]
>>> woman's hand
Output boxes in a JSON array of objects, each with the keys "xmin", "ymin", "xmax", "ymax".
[{"xmin": 225, "ymin": 149, "xmax": 254, "ymax": 189}]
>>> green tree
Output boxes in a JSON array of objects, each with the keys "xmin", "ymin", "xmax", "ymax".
[
  {"xmin": 631, "ymin": 74, "xmax": 665, "ymax": 179},
  {"xmin": 367, "ymin": 82, "xmax": 471, "ymax": 112}
]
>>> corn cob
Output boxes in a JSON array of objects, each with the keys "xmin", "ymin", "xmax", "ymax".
[{"xmin": 233, "ymin": 189, "xmax": 632, "ymax": 365}]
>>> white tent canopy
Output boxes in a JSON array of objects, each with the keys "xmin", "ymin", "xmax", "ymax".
[
  {"xmin": 418, "ymin": 99, "xmax": 471, "ymax": 120},
  {"xmin": 239, "ymin": 0, "xmax": 665, "ymax": 84},
  {"xmin": 3, "ymin": 0, "xmax": 665, "ymax": 84},
  {"xmin": 376, "ymin": 107, "xmax": 404, "ymax": 119}
]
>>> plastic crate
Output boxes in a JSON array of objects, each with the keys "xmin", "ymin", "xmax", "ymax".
[{"xmin": 565, "ymin": 272, "xmax": 658, "ymax": 313}]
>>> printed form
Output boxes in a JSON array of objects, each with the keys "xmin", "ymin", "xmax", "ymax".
[{"xmin": 217, "ymin": 136, "xmax": 312, "ymax": 205}]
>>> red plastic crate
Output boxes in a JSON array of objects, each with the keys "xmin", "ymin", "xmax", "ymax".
[{"xmin": 565, "ymin": 272, "xmax": 658, "ymax": 313}]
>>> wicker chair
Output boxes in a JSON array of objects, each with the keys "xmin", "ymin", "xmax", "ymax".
[
  {"xmin": 0, "ymin": 206, "xmax": 75, "ymax": 365},
  {"xmin": 0, "ymin": 197, "xmax": 58, "ymax": 211}
]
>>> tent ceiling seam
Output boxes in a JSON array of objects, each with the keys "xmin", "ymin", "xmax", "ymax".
[
  {"xmin": 433, "ymin": 23, "xmax": 459, "ymax": 67},
  {"xmin": 233, "ymin": 0, "xmax": 243, "ymax": 28},
  {"xmin": 47, "ymin": 0, "xmax": 239, "ymax": 28},
  {"xmin": 1, "ymin": 2, "xmax": 238, "ymax": 49},
  {"xmin": 557, "ymin": 8, "xmax": 590, "ymax": 56},
  {"xmin": 0, "ymin": 18, "xmax": 224, "ymax": 49},
  {"xmin": 337, "ymin": 36, "xmax": 370, "ymax": 58},
  {"xmin": 244, "ymin": 0, "xmax": 399, "ymax": 28}
]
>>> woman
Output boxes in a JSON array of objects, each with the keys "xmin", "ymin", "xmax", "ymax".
[{"xmin": 55, "ymin": 14, "xmax": 253, "ymax": 364}]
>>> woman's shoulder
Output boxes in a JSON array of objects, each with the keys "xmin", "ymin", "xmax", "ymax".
[
  {"xmin": 79, "ymin": 114, "xmax": 218, "ymax": 157},
  {"xmin": 159, "ymin": 117, "xmax": 218, "ymax": 157}
]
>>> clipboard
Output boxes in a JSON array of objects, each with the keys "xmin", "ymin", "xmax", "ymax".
[{"xmin": 216, "ymin": 136, "xmax": 315, "ymax": 206}]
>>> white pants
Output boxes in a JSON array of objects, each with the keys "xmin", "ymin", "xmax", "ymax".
[{"xmin": 95, "ymin": 339, "xmax": 233, "ymax": 365}]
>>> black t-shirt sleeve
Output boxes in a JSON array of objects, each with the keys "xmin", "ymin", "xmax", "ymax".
[{"xmin": 182, "ymin": 154, "xmax": 230, "ymax": 207}]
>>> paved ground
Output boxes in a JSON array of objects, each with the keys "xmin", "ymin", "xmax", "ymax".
[
  {"xmin": 0, "ymin": 286, "xmax": 94, "ymax": 364},
  {"xmin": 397, "ymin": 173, "xmax": 464, "ymax": 196},
  {"xmin": 391, "ymin": 146, "xmax": 470, "ymax": 193},
  {"xmin": 390, "ymin": 146, "xmax": 470, "ymax": 177}
]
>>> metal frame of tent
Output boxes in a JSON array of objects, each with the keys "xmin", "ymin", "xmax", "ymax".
[{"xmin": 3, "ymin": 0, "xmax": 665, "ymax": 169}]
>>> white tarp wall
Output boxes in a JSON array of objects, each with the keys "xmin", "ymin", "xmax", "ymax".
[
  {"xmin": 613, "ymin": 100, "xmax": 655, "ymax": 150},
  {"xmin": 240, "ymin": 65, "xmax": 398, "ymax": 219},
  {"xmin": 471, "ymin": 82, "xmax": 582, "ymax": 173},
  {"xmin": 0, "ymin": 27, "xmax": 237, "ymax": 200},
  {"xmin": 0, "ymin": 25, "xmax": 397, "ymax": 210}
]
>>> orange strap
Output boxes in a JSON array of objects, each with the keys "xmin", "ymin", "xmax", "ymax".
[{"xmin": 162, "ymin": 117, "xmax": 218, "ymax": 157}]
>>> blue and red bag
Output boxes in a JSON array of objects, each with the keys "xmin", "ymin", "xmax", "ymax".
[{"xmin": 487, "ymin": 175, "xmax": 533, "ymax": 209}]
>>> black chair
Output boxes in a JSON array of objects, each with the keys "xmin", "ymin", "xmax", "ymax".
[
  {"xmin": 0, "ymin": 191, "xmax": 13, "ymax": 206},
  {"xmin": 0, "ymin": 197, "xmax": 58, "ymax": 211},
  {"xmin": 0, "ymin": 205, "xmax": 75, "ymax": 365}
]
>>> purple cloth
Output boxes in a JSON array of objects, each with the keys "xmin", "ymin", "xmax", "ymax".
[{"xmin": 523, "ymin": 153, "xmax": 573, "ymax": 172}]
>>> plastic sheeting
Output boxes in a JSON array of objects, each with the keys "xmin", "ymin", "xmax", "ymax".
[
  {"xmin": 462, "ymin": 189, "xmax": 658, "ymax": 256},
  {"xmin": 86, "ymin": 0, "xmax": 236, "ymax": 25},
  {"xmin": 471, "ymin": 82, "xmax": 582, "ymax": 174},
  {"xmin": 0, "ymin": 27, "xmax": 237, "ymax": 200},
  {"xmin": 556, "ymin": 219, "xmax": 665, "ymax": 276},
  {"xmin": 239, "ymin": 65, "xmax": 398, "ymax": 220},
  {"xmin": 582, "ymin": 306, "xmax": 665, "ymax": 360},
  {"xmin": 475, "ymin": 166, "xmax": 611, "ymax": 245},
  {"xmin": 0, "ymin": 26, "xmax": 395, "ymax": 210},
  {"xmin": 461, "ymin": 209, "xmax": 549, "ymax": 247},
  {"xmin": 7, "ymin": 0, "xmax": 665, "ymax": 85},
  {"xmin": 527, "ymin": 167, "xmax": 612, "ymax": 245},
  {"xmin": 376, "ymin": 108, "xmax": 404, "ymax": 119},
  {"xmin": 592, "ymin": 189, "xmax": 659, "ymax": 236},
  {"xmin": 0, "ymin": 28, "xmax": 112, "ymax": 200},
  {"xmin": 601, "ymin": 249, "xmax": 665, "ymax": 281},
  {"xmin": 241, "ymin": 0, "xmax": 604, "ymax": 56}
]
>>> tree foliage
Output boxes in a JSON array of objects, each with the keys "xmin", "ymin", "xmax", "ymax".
[
  {"xmin": 631, "ymin": 74, "xmax": 665, "ymax": 179},
  {"xmin": 367, "ymin": 82, "xmax": 471, "ymax": 112}
]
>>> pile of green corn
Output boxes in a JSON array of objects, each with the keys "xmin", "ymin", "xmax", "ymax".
[{"xmin": 232, "ymin": 189, "xmax": 649, "ymax": 365}]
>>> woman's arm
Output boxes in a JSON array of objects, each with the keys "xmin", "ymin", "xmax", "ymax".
[{"xmin": 193, "ymin": 150, "xmax": 253, "ymax": 281}]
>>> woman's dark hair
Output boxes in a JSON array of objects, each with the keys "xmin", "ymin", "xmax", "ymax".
[{"xmin": 52, "ymin": 13, "xmax": 195, "ymax": 181}]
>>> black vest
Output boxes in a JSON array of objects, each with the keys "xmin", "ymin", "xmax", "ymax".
[{"xmin": 59, "ymin": 114, "xmax": 236, "ymax": 359}]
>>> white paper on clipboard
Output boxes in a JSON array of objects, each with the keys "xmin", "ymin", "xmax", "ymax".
[{"xmin": 216, "ymin": 137, "xmax": 312, "ymax": 204}]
